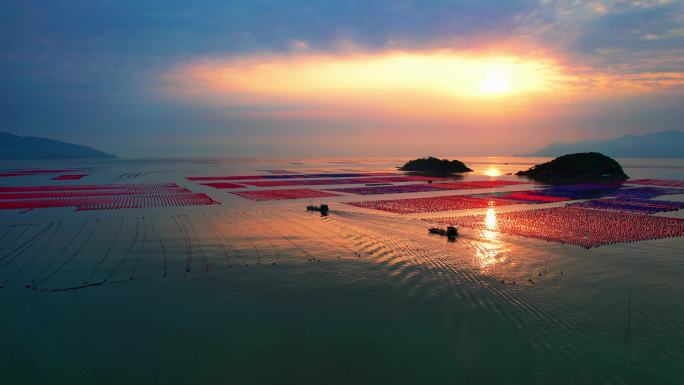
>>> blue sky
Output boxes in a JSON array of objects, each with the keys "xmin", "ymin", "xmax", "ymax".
[{"xmin": 1, "ymin": 1, "xmax": 683, "ymax": 157}]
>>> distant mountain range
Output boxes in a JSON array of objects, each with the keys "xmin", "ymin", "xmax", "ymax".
[
  {"xmin": 520, "ymin": 130, "xmax": 684, "ymax": 158},
  {"xmin": 0, "ymin": 131, "xmax": 116, "ymax": 160}
]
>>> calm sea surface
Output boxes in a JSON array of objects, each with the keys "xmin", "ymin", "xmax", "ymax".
[{"xmin": 1, "ymin": 157, "xmax": 683, "ymax": 385}]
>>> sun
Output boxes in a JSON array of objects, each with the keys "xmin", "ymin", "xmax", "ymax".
[{"xmin": 480, "ymin": 67, "xmax": 511, "ymax": 95}]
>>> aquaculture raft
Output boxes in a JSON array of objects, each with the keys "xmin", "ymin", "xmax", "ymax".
[
  {"xmin": 345, "ymin": 195, "xmax": 523, "ymax": 214},
  {"xmin": 200, "ymin": 182, "xmax": 245, "ymax": 189},
  {"xmin": 567, "ymin": 198, "xmax": 684, "ymax": 215},
  {"xmin": 429, "ymin": 207, "xmax": 684, "ymax": 248},
  {"xmin": 0, "ymin": 183, "xmax": 218, "ymax": 211},
  {"xmin": 231, "ymin": 189, "xmax": 340, "ymax": 201},
  {"xmin": 626, "ymin": 179, "xmax": 684, "ymax": 188}
]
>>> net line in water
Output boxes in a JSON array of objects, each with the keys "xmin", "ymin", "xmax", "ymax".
[
  {"xmin": 171, "ymin": 215, "xmax": 192, "ymax": 274},
  {"xmin": 231, "ymin": 211, "xmax": 317, "ymax": 263},
  {"xmin": 27, "ymin": 220, "xmax": 90, "ymax": 289},
  {"xmin": 239, "ymin": 211, "xmax": 288, "ymax": 265},
  {"xmin": 0, "ymin": 222, "xmax": 54, "ymax": 268},
  {"xmin": 271, "ymin": 210, "xmax": 361, "ymax": 258},
  {"xmin": 147, "ymin": 218, "xmax": 168, "ymax": 277},
  {"xmin": 181, "ymin": 214, "xmax": 208, "ymax": 272},
  {"xmin": 0, "ymin": 225, "xmax": 34, "ymax": 254},
  {"xmin": 34, "ymin": 219, "xmax": 100, "ymax": 291},
  {"xmin": 98, "ymin": 217, "xmax": 140, "ymax": 285},
  {"xmin": 83, "ymin": 218, "xmax": 125, "ymax": 285},
  {"xmin": 205, "ymin": 213, "xmax": 247, "ymax": 267},
  {"xmin": 218, "ymin": 212, "xmax": 260, "ymax": 266},
  {"xmin": 200, "ymin": 213, "xmax": 234, "ymax": 269},
  {"xmin": 128, "ymin": 217, "xmax": 148, "ymax": 281},
  {"xmin": 0, "ymin": 223, "xmax": 55, "ymax": 287},
  {"xmin": 6, "ymin": 222, "xmax": 62, "ymax": 287}
]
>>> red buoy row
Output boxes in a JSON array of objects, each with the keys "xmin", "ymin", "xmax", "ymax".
[
  {"xmin": 0, "ymin": 193, "xmax": 218, "ymax": 211},
  {"xmin": 231, "ymin": 189, "xmax": 340, "ymax": 201},
  {"xmin": 329, "ymin": 180, "xmax": 528, "ymax": 196},
  {"xmin": 200, "ymin": 182, "xmax": 246, "ymax": 189},
  {"xmin": 0, "ymin": 183, "xmax": 218, "ymax": 211},
  {"xmin": 0, "ymin": 183, "xmax": 187, "ymax": 194},
  {"xmin": 429, "ymin": 207, "xmax": 684, "ymax": 248},
  {"xmin": 431, "ymin": 180, "xmax": 528, "ymax": 190},
  {"xmin": 329, "ymin": 184, "xmax": 448, "ymax": 195},
  {"xmin": 568, "ymin": 198, "xmax": 684, "ymax": 214},
  {"xmin": 345, "ymin": 195, "xmax": 523, "ymax": 214},
  {"xmin": 627, "ymin": 179, "xmax": 684, "ymax": 188},
  {"xmin": 186, "ymin": 172, "xmax": 398, "ymax": 181},
  {"xmin": 51, "ymin": 174, "xmax": 88, "ymax": 180}
]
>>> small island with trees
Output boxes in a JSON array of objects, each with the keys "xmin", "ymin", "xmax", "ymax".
[
  {"xmin": 516, "ymin": 152, "xmax": 628, "ymax": 182},
  {"xmin": 400, "ymin": 156, "xmax": 473, "ymax": 175}
]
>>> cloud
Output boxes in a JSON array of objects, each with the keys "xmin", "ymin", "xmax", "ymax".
[{"xmin": 1, "ymin": 0, "xmax": 683, "ymax": 156}]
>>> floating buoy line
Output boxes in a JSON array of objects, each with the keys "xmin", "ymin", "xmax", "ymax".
[
  {"xmin": 84, "ymin": 218, "xmax": 125, "ymax": 285},
  {"xmin": 34, "ymin": 219, "xmax": 99, "ymax": 291},
  {"xmin": 148, "ymin": 218, "xmax": 168, "ymax": 277},
  {"xmin": 27, "ymin": 220, "xmax": 90, "ymax": 290},
  {"xmin": 200, "ymin": 214, "xmax": 233, "ymax": 269},
  {"xmin": 219, "ymin": 212, "xmax": 260, "ymax": 266},
  {"xmin": 238, "ymin": 211, "xmax": 282, "ymax": 265},
  {"xmin": 171, "ymin": 215, "xmax": 192, "ymax": 274},
  {"xmin": 182, "ymin": 214, "xmax": 208, "ymax": 272}
]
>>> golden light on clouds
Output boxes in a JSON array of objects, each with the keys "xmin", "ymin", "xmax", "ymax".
[
  {"xmin": 170, "ymin": 51, "xmax": 573, "ymax": 104},
  {"xmin": 164, "ymin": 49, "xmax": 684, "ymax": 118},
  {"xmin": 480, "ymin": 66, "xmax": 512, "ymax": 95}
]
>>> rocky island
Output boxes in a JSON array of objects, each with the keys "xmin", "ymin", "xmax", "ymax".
[
  {"xmin": 516, "ymin": 152, "xmax": 628, "ymax": 182},
  {"xmin": 400, "ymin": 156, "xmax": 473, "ymax": 175}
]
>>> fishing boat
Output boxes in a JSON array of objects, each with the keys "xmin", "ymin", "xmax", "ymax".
[
  {"xmin": 428, "ymin": 225, "xmax": 458, "ymax": 238},
  {"xmin": 306, "ymin": 204, "xmax": 329, "ymax": 214}
]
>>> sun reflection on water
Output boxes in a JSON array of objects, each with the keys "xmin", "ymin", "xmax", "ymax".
[
  {"xmin": 482, "ymin": 166, "xmax": 503, "ymax": 177},
  {"xmin": 474, "ymin": 207, "xmax": 506, "ymax": 268}
]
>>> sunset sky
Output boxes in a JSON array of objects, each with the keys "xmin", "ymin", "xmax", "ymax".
[{"xmin": 2, "ymin": 1, "xmax": 683, "ymax": 157}]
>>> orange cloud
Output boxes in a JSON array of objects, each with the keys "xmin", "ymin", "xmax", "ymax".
[{"xmin": 161, "ymin": 49, "xmax": 684, "ymax": 118}]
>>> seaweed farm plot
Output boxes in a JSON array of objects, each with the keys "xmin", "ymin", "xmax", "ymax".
[
  {"xmin": 514, "ymin": 185, "xmax": 684, "ymax": 201},
  {"xmin": 567, "ymin": 198, "xmax": 684, "ymax": 215},
  {"xmin": 345, "ymin": 195, "xmax": 522, "ymax": 214},
  {"xmin": 612, "ymin": 186, "xmax": 684, "ymax": 199},
  {"xmin": 0, "ymin": 183, "xmax": 188, "ymax": 193},
  {"xmin": 429, "ymin": 207, "xmax": 684, "ymax": 248},
  {"xmin": 431, "ymin": 180, "xmax": 528, "ymax": 190},
  {"xmin": 231, "ymin": 189, "xmax": 340, "ymax": 201},
  {"xmin": 238, "ymin": 176, "xmax": 450, "ymax": 187},
  {"xmin": 186, "ymin": 172, "xmax": 397, "ymax": 181},
  {"xmin": 200, "ymin": 182, "xmax": 246, "ymax": 189},
  {"xmin": 328, "ymin": 180, "xmax": 529, "ymax": 195},
  {"xmin": 51, "ymin": 174, "xmax": 88, "ymax": 180},
  {"xmin": 493, "ymin": 191, "xmax": 573, "ymax": 203},
  {"xmin": 627, "ymin": 179, "xmax": 684, "ymax": 188},
  {"xmin": 0, "ymin": 183, "xmax": 218, "ymax": 211},
  {"xmin": 328, "ymin": 184, "xmax": 449, "ymax": 195}
]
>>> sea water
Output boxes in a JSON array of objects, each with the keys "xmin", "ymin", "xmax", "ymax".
[{"xmin": 0, "ymin": 157, "xmax": 683, "ymax": 385}]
